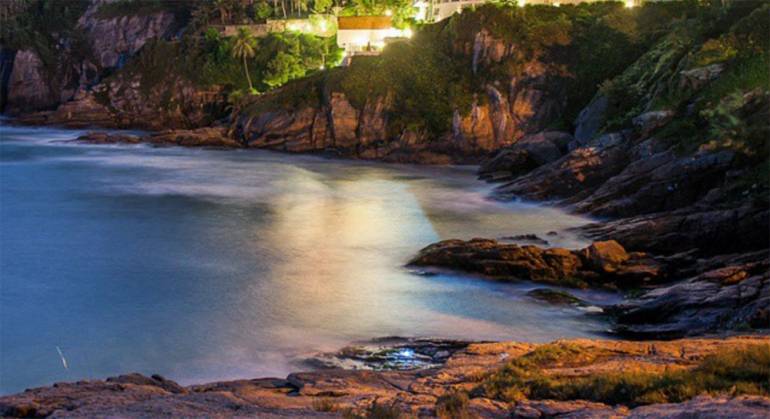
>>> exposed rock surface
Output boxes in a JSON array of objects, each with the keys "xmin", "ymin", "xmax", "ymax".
[
  {"xmin": 478, "ymin": 130, "xmax": 573, "ymax": 181},
  {"xmin": 1, "ymin": 336, "xmax": 767, "ymax": 418},
  {"xmin": 409, "ymin": 239, "xmax": 665, "ymax": 289},
  {"xmin": 232, "ymin": 84, "xmax": 555, "ymax": 164},
  {"xmin": 0, "ymin": 0, "xmax": 218, "ymax": 129},
  {"xmin": 77, "ymin": 1, "xmax": 178, "ymax": 70},
  {"xmin": 16, "ymin": 72, "xmax": 227, "ymax": 130},
  {"xmin": 230, "ymin": 29, "xmax": 567, "ymax": 164},
  {"xmin": 4, "ymin": 50, "xmax": 56, "ymax": 113},
  {"xmin": 611, "ymin": 251, "xmax": 770, "ymax": 338},
  {"xmin": 409, "ymin": 238, "xmax": 769, "ymax": 336}
]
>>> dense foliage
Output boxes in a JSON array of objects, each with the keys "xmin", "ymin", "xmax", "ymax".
[
  {"xmin": 1, "ymin": 0, "xmax": 92, "ymax": 73},
  {"xmin": 300, "ymin": 1, "xmax": 701, "ymax": 137},
  {"xmin": 119, "ymin": 29, "xmax": 341, "ymax": 97},
  {"xmin": 480, "ymin": 343, "xmax": 770, "ymax": 406}
]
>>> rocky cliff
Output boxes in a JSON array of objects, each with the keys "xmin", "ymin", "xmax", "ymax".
[
  {"xmin": 418, "ymin": 3, "xmax": 770, "ymax": 337},
  {"xmin": 1, "ymin": 0, "xmax": 224, "ymax": 128},
  {"xmin": 227, "ymin": 2, "xmax": 675, "ymax": 163}
]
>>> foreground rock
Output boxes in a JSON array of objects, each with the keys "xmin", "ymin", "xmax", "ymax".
[
  {"xmin": 611, "ymin": 250, "xmax": 770, "ymax": 338},
  {"xmin": 409, "ymin": 239, "xmax": 665, "ymax": 289},
  {"xmin": 1, "ymin": 336, "xmax": 767, "ymax": 418}
]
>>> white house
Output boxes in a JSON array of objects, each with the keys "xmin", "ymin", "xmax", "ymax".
[{"xmin": 336, "ymin": 16, "xmax": 410, "ymax": 57}]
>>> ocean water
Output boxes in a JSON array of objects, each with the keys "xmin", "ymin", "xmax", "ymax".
[{"xmin": 0, "ymin": 124, "xmax": 617, "ymax": 394}]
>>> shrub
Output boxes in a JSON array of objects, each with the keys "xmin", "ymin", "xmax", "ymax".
[
  {"xmin": 480, "ymin": 344, "xmax": 770, "ymax": 407},
  {"xmin": 311, "ymin": 397, "xmax": 338, "ymax": 412},
  {"xmin": 435, "ymin": 390, "xmax": 471, "ymax": 419},
  {"xmin": 342, "ymin": 400, "xmax": 404, "ymax": 419}
]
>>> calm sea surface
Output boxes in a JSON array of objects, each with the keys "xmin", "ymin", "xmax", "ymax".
[{"xmin": 0, "ymin": 124, "xmax": 617, "ymax": 394}]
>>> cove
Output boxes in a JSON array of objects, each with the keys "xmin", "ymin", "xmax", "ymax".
[{"xmin": 0, "ymin": 125, "xmax": 617, "ymax": 394}]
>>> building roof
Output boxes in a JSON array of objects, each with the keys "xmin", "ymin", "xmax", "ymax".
[{"xmin": 338, "ymin": 16, "xmax": 393, "ymax": 30}]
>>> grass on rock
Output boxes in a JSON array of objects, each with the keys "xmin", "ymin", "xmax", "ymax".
[{"xmin": 480, "ymin": 343, "xmax": 770, "ymax": 407}]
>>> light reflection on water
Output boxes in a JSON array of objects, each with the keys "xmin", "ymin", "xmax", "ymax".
[{"xmin": 0, "ymin": 125, "xmax": 617, "ymax": 395}]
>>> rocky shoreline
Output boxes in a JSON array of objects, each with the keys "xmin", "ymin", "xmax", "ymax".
[
  {"xmin": 2, "ymin": 1, "xmax": 768, "ymax": 416},
  {"xmin": 1, "ymin": 336, "xmax": 768, "ymax": 418}
]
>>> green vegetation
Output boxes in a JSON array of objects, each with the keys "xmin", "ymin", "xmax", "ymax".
[
  {"xmin": 1, "ymin": 0, "xmax": 92, "ymax": 75},
  {"xmin": 601, "ymin": 2, "xmax": 768, "ymax": 137},
  {"xmin": 266, "ymin": 1, "xmax": 701, "ymax": 138},
  {"xmin": 116, "ymin": 28, "xmax": 340, "ymax": 101},
  {"xmin": 342, "ymin": 400, "xmax": 404, "ymax": 419},
  {"xmin": 232, "ymin": 28, "xmax": 258, "ymax": 91},
  {"xmin": 480, "ymin": 343, "xmax": 770, "ymax": 407}
]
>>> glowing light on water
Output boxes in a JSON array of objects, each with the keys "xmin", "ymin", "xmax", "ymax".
[{"xmin": 397, "ymin": 348, "xmax": 415, "ymax": 359}]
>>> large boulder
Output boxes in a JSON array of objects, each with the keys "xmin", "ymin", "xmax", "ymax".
[
  {"xmin": 409, "ymin": 238, "xmax": 664, "ymax": 289},
  {"xmin": 581, "ymin": 203, "xmax": 769, "ymax": 256},
  {"xmin": 575, "ymin": 148, "xmax": 736, "ymax": 217},
  {"xmin": 573, "ymin": 95, "xmax": 608, "ymax": 145},
  {"xmin": 495, "ymin": 132, "xmax": 631, "ymax": 202},
  {"xmin": 582, "ymin": 240, "xmax": 629, "ymax": 273},
  {"xmin": 479, "ymin": 131, "xmax": 573, "ymax": 181},
  {"xmin": 612, "ymin": 252, "xmax": 769, "ymax": 338}
]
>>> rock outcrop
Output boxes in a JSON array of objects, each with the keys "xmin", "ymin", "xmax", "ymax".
[
  {"xmin": 77, "ymin": 1, "xmax": 178, "ymax": 70},
  {"xmin": 409, "ymin": 239, "xmax": 665, "ymax": 289},
  {"xmin": 611, "ymin": 251, "xmax": 769, "ymax": 338},
  {"xmin": 409, "ymin": 237, "xmax": 769, "ymax": 336},
  {"xmin": 3, "ymin": 50, "xmax": 56, "ymax": 113},
  {"xmin": 1, "ymin": 336, "xmax": 767, "ymax": 418},
  {"xmin": 232, "ymin": 75, "xmax": 565, "ymax": 164},
  {"xmin": 75, "ymin": 127, "xmax": 238, "ymax": 147},
  {"xmin": 1, "ymin": 0, "xmax": 198, "ymax": 126}
]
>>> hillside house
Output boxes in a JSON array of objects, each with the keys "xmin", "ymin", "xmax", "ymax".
[{"xmin": 336, "ymin": 16, "xmax": 409, "ymax": 56}]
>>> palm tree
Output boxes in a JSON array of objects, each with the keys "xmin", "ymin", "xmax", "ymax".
[
  {"xmin": 215, "ymin": 0, "xmax": 230, "ymax": 24},
  {"xmin": 232, "ymin": 27, "xmax": 256, "ymax": 91}
]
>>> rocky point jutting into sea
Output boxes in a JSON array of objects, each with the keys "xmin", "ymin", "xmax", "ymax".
[{"xmin": 1, "ymin": 0, "xmax": 768, "ymax": 417}]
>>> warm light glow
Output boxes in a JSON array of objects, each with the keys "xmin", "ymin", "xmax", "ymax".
[
  {"xmin": 403, "ymin": 28, "xmax": 413, "ymax": 38},
  {"xmin": 320, "ymin": 64, "xmax": 325, "ymax": 70},
  {"xmin": 386, "ymin": 27, "xmax": 401, "ymax": 37},
  {"xmin": 624, "ymin": 0, "xmax": 635, "ymax": 8},
  {"xmin": 554, "ymin": 2, "xmax": 560, "ymax": 6},
  {"xmin": 319, "ymin": 21, "xmax": 327, "ymax": 31},
  {"xmin": 517, "ymin": 0, "xmax": 526, "ymax": 7},
  {"xmin": 385, "ymin": 9, "xmax": 392, "ymax": 17}
]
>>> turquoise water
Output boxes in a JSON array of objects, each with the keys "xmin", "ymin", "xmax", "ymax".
[{"xmin": 0, "ymin": 124, "xmax": 616, "ymax": 394}]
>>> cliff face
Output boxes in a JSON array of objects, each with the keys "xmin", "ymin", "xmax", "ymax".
[
  {"xmin": 1, "ymin": 0, "xmax": 223, "ymax": 128},
  {"xmin": 232, "ymin": 28, "xmax": 568, "ymax": 163},
  {"xmin": 1, "ymin": 0, "xmax": 180, "ymax": 115},
  {"xmin": 77, "ymin": 0, "xmax": 177, "ymax": 70}
]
